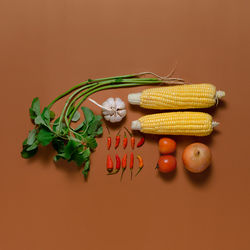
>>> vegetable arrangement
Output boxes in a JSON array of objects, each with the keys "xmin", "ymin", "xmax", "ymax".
[
  {"xmin": 21, "ymin": 72, "xmax": 182, "ymax": 178},
  {"xmin": 21, "ymin": 70, "xmax": 224, "ymax": 180}
]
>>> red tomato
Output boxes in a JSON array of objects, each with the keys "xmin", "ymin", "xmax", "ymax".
[
  {"xmin": 157, "ymin": 155, "xmax": 177, "ymax": 173},
  {"xmin": 158, "ymin": 138, "xmax": 176, "ymax": 154}
]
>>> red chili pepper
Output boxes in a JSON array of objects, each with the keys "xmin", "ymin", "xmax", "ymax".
[
  {"xmin": 123, "ymin": 132, "xmax": 128, "ymax": 149},
  {"xmin": 137, "ymin": 137, "xmax": 145, "ymax": 148},
  {"xmin": 115, "ymin": 129, "xmax": 121, "ymax": 149},
  {"xmin": 124, "ymin": 127, "xmax": 135, "ymax": 149},
  {"xmin": 116, "ymin": 154, "xmax": 121, "ymax": 171},
  {"xmin": 120, "ymin": 153, "xmax": 127, "ymax": 181},
  {"xmin": 107, "ymin": 154, "xmax": 120, "ymax": 175},
  {"xmin": 135, "ymin": 155, "xmax": 144, "ymax": 176},
  {"xmin": 130, "ymin": 152, "xmax": 134, "ymax": 180},
  {"xmin": 106, "ymin": 155, "xmax": 113, "ymax": 173},
  {"xmin": 107, "ymin": 137, "xmax": 111, "ymax": 150},
  {"xmin": 105, "ymin": 124, "xmax": 111, "ymax": 150}
]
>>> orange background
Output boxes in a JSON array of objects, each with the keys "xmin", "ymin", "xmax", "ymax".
[{"xmin": 1, "ymin": 1, "xmax": 250, "ymax": 250}]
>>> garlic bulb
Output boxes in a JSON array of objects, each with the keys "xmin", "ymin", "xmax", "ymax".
[{"xmin": 88, "ymin": 97, "xmax": 126, "ymax": 123}]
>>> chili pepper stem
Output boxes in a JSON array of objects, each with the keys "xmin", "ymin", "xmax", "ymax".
[
  {"xmin": 107, "ymin": 169, "xmax": 120, "ymax": 175},
  {"xmin": 135, "ymin": 168, "xmax": 143, "ymax": 176},
  {"xmin": 120, "ymin": 168, "xmax": 126, "ymax": 181},
  {"xmin": 124, "ymin": 127, "xmax": 132, "ymax": 137},
  {"xmin": 130, "ymin": 169, "xmax": 133, "ymax": 180}
]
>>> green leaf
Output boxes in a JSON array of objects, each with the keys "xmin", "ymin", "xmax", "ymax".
[
  {"xmin": 63, "ymin": 139, "xmax": 79, "ymax": 160},
  {"xmin": 52, "ymin": 137, "xmax": 65, "ymax": 153},
  {"xmin": 53, "ymin": 117, "xmax": 60, "ymax": 132},
  {"xmin": 71, "ymin": 110, "xmax": 80, "ymax": 122},
  {"xmin": 96, "ymin": 126, "xmax": 103, "ymax": 136},
  {"xmin": 23, "ymin": 138, "xmax": 28, "ymax": 146},
  {"xmin": 81, "ymin": 107, "xmax": 94, "ymax": 123},
  {"xmin": 95, "ymin": 115, "xmax": 102, "ymax": 121},
  {"xmin": 71, "ymin": 147, "xmax": 90, "ymax": 166},
  {"xmin": 26, "ymin": 141, "xmax": 39, "ymax": 151},
  {"xmin": 34, "ymin": 115, "xmax": 47, "ymax": 126},
  {"xmin": 41, "ymin": 107, "xmax": 50, "ymax": 125},
  {"xmin": 82, "ymin": 160, "xmax": 90, "ymax": 179},
  {"xmin": 29, "ymin": 97, "xmax": 40, "ymax": 120},
  {"xmin": 27, "ymin": 129, "xmax": 37, "ymax": 145},
  {"xmin": 86, "ymin": 136, "xmax": 97, "ymax": 150},
  {"xmin": 37, "ymin": 127, "xmax": 54, "ymax": 146},
  {"xmin": 53, "ymin": 155, "xmax": 62, "ymax": 162},
  {"xmin": 71, "ymin": 152, "xmax": 85, "ymax": 166},
  {"xmin": 21, "ymin": 147, "xmax": 38, "ymax": 158},
  {"xmin": 75, "ymin": 121, "xmax": 87, "ymax": 132},
  {"xmin": 82, "ymin": 147, "xmax": 91, "ymax": 160},
  {"xmin": 87, "ymin": 119, "xmax": 102, "ymax": 136}
]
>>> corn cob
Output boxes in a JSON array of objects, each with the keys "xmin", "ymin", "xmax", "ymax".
[
  {"xmin": 128, "ymin": 84, "xmax": 225, "ymax": 110},
  {"xmin": 131, "ymin": 112, "xmax": 218, "ymax": 136}
]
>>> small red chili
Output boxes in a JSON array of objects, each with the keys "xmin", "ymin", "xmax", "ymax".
[
  {"xmin": 124, "ymin": 127, "xmax": 135, "ymax": 149},
  {"xmin": 135, "ymin": 155, "xmax": 144, "ymax": 176},
  {"xmin": 107, "ymin": 154, "xmax": 120, "ymax": 175},
  {"xmin": 107, "ymin": 137, "xmax": 111, "ymax": 150},
  {"xmin": 106, "ymin": 155, "xmax": 113, "ymax": 173},
  {"xmin": 123, "ymin": 132, "xmax": 128, "ymax": 149},
  {"xmin": 130, "ymin": 152, "xmax": 134, "ymax": 180},
  {"xmin": 120, "ymin": 153, "xmax": 127, "ymax": 181},
  {"xmin": 105, "ymin": 124, "xmax": 111, "ymax": 150},
  {"xmin": 115, "ymin": 129, "xmax": 121, "ymax": 149},
  {"xmin": 137, "ymin": 137, "xmax": 145, "ymax": 148}
]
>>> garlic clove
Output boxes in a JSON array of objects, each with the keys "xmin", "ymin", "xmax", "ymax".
[
  {"xmin": 106, "ymin": 98, "xmax": 115, "ymax": 107},
  {"xmin": 117, "ymin": 109, "xmax": 126, "ymax": 117},
  {"xmin": 103, "ymin": 110, "xmax": 114, "ymax": 116},
  {"xmin": 104, "ymin": 115, "xmax": 111, "ymax": 121},
  {"xmin": 115, "ymin": 97, "xmax": 126, "ymax": 109},
  {"xmin": 102, "ymin": 101, "xmax": 111, "ymax": 110},
  {"xmin": 113, "ymin": 115, "xmax": 123, "ymax": 122},
  {"xmin": 110, "ymin": 115, "xmax": 118, "ymax": 123}
]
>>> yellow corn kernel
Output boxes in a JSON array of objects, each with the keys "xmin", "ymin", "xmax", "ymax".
[
  {"xmin": 128, "ymin": 84, "xmax": 225, "ymax": 110},
  {"xmin": 131, "ymin": 112, "xmax": 218, "ymax": 136}
]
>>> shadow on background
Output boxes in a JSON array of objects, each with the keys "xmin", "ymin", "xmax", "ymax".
[
  {"xmin": 157, "ymin": 168, "xmax": 177, "ymax": 182},
  {"xmin": 184, "ymin": 165, "xmax": 212, "ymax": 187}
]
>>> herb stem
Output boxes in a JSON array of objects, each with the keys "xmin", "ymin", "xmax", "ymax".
[{"xmin": 47, "ymin": 74, "xmax": 139, "ymax": 108}]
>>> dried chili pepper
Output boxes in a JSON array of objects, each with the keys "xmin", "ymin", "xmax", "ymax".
[
  {"xmin": 135, "ymin": 155, "xmax": 144, "ymax": 176},
  {"xmin": 107, "ymin": 154, "xmax": 120, "ymax": 175},
  {"xmin": 130, "ymin": 152, "xmax": 134, "ymax": 180},
  {"xmin": 124, "ymin": 127, "xmax": 135, "ymax": 149},
  {"xmin": 115, "ymin": 129, "xmax": 121, "ymax": 149},
  {"xmin": 120, "ymin": 153, "xmax": 127, "ymax": 181},
  {"xmin": 106, "ymin": 155, "xmax": 113, "ymax": 173},
  {"xmin": 137, "ymin": 137, "xmax": 145, "ymax": 148},
  {"xmin": 123, "ymin": 132, "xmax": 128, "ymax": 149}
]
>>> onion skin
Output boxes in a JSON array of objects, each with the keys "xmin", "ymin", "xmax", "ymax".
[{"xmin": 182, "ymin": 143, "xmax": 212, "ymax": 173}]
